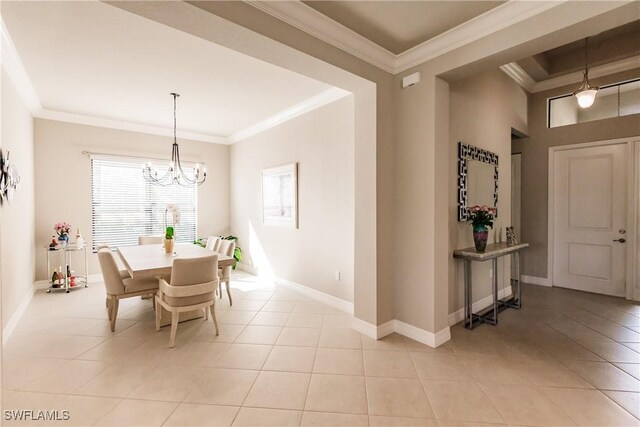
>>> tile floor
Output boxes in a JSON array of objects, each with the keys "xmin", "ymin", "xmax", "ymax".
[{"xmin": 2, "ymin": 272, "xmax": 639, "ymax": 426}]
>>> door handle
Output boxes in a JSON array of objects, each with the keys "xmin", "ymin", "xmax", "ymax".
[{"xmin": 613, "ymin": 238, "xmax": 626, "ymax": 243}]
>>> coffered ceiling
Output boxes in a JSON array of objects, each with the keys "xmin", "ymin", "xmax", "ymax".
[{"xmin": 302, "ymin": 1, "xmax": 504, "ymax": 54}]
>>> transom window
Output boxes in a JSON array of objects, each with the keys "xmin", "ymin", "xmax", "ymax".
[
  {"xmin": 91, "ymin": 156, "xmax": 197, "ymax": 250},
  {"xmin": 548, "ymin": 78, "xmax": 640, "ymax": 128}
]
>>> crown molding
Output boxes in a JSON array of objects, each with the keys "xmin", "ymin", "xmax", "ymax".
[
  {"xmin": 227, "ymin": 86, "xmax": 350, "ymax": 143},
  {"xmin": 502, "ymin": 55, "xmax": 640, "ymax": 94},
  {"xmin": 245, "ymin": 0, "xmax": 566, "ymax": 75},
  {"xmin": 1, "ymin": 19, "xmax": 42, "ymax": 114},
  {"xmin": 36, "ymin": 109, "xmax": 227, "ymax": 144},
  {"xmin": 394, "ymin": 1, "xmax": 564, "ymax": 74},
  {"xmin": 245, "ymin": 0, "xmax": 396, "ymax": 73},
  {"xmin": 499, "ymin": 62, "xmax": 536, "ymax": 92}
]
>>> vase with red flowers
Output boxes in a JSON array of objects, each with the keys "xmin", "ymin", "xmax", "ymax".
[{"xmin": 468, "ymin": 206, "xmax": 495, "ymax": 252}]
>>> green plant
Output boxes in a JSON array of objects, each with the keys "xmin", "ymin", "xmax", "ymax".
[
  {"xmin": 165, "ymin": 226, "xmax": 174, "ymax": 240},
  {"xmin": 193, "ymin": 238, "xmax": 206, "ymax": 247},
  {"xmin": 220, "ymin": 235, "xmax": 243, "ymax": 270}
]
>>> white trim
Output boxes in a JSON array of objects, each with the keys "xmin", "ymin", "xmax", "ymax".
[
  {"xmin": 237, "ymin": 262, "xmax": 260, "ymax": 276},
  {"xmin": 37, "ymin": 109, "xmax": 226, "ymax": 144},
  {"xmin": 3, "ymin": 285, "xmax": 34, "ymax": 346},
  {"xmin": 500, "ymin": 63, "xmax": 536, "ymax": 93},
  {"xmin": 245, "ymin": 0, "xmax": 396, "ymax": 73},
  {"xmin": 448, "ymin": 287, "xmax": 514, "ymax": 326},
  {"xmin": 394, "ymin": 1, "xmax": 562, "ymax": 74},
  {"xmin": 521, "ymin": 275, "xmax": 552, "ymax": 287},
  {"xmin": 633, "ymin": 141, "xmax": 640, "ymax": 301},
  {"xmin": 394, "ymin": 319, "xmax": 451, "ymax": 348},
  {"xmin": 274, "ymin": 277, "xmax": 354, "ymax": 315},
  {"xmin": 351, "ymin": 316, "xmax": 379, "ymax": 340},
  {"xmin": 0, "ymin": 19, "xmax": 41, "ymax": 113},
  {"xmin": 269, "ymin": 274, "xmax": 451, "ymax": 347},
  {"xmin": 502, "ymin": 56, "xmax": 640, "ymax": 94},
  {"xmin": 227, "ymin": 87, "xmax": 350, "ymax": 143},
  {"xmin": 245, "ymin": 0, "xmax": 565, "ymax": 75},
  {"xmin": 548, "ymin": 137, "xmax": 639, "ymax": 297}
]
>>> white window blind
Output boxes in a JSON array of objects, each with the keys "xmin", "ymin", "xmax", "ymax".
[{"xmin": 91, "ymin": 156, "xmax": 197, "ymax": 250}]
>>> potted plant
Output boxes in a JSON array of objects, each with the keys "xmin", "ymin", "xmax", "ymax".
[
  {"xmin": 54, "ymin": 222, "xmax": 72, "ymax": 246},
  {"xmin": 220, "ymin": 235, "xmax": 244, "ymax": 270},
  {"xmin": 468, "ymin": 205, "xmax": 496, "ymax": 252},
  {"xmin": 164, "ymin": 204, "xmax": 180, "ymax": 254}
]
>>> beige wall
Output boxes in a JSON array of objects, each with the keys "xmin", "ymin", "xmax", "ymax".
[
  {"xmin": 512, "ymin": 68, "xmax": 640, "ymax": 279},
  {"xmin": 230, "ymin": 96, "xmax": 355, "ymax": 302},
  {"xmin": 34, "ymin": 119, "xmax": 230, "ymax": 280},
  {"xmin": 1, "ymin": 70, "xmax": 35, "ymax": 327},
  {"xmin": 448, "ymin": 69, "xmax": 528, "ymax": 315}
]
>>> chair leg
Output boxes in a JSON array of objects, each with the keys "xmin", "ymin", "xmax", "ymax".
[
  {"xmin": 210, "ymin": 304, "xmax": 219, "ymax": 336},
  {"xmin": 105, "ymin": 297, "xmax": 109, "ymax": 308},
  {"xmin": 219, "ymin": 282, "xmax": 223, "ymax": 299},
  {"xmin": 169, "ymin": 311, "xmax": 179, "ymax": 348},
  {"xmin": 204, "ymin": 307, "xmax": 209, "ymax": 321},
  {"xmin": 225, "ymin": 280, "xmax": 233, "ymax": 306},
  {"xmin": 155, "ymin": 298, "xmax": 161, "ymax": 332},
  {"xmin": 110, "ymin": 298, "xmax": 119, "ymax": 332},
  {"xmin": 107, "ymin": 296, "xmax": 113, "ymax": 321}
]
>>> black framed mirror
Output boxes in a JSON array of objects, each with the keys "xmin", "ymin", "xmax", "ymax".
[{"xmin": 457, "ymin": 142, "xmax": 498, "ymax": 221}]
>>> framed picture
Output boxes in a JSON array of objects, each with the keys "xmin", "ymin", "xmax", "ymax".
[{"xmin": 262, "ymin": 163, "xmax": 298, "ymax": 228}]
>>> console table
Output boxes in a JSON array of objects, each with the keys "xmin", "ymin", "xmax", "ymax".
[{"xmin": 453, "ymin": 242, "xmax": 528, "ymax": 329}]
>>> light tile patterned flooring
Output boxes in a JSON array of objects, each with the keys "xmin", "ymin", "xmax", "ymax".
[{"xmin": 3, "ymin": 272, "xmax": 640, "ymax": 426}]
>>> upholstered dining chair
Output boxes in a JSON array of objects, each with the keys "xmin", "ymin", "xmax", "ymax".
[
  {"xmin": 217, "ymin": 239, "xmax": 235, "ymax": 306},
  {"xmin": 205, "ymin": 236, "xmax": 221, "ymax": 252},
  {"xmin": 96, "ymin": 244, "xmax": 131, "ymax": 308},
  {"xmin": 139, "ymin": 236, "xmax": 163, "ymax": 245},
  {"xmin": 97, "ymin": 248, "xmax": 159, "ymax": 332},
  {"xmin": 155, "ymin": 254, "xmax": 220, "ymax": 347}
]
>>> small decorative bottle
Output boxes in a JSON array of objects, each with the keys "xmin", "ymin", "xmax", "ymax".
[
  {"xmin": 49, "ymin": 236, "xmax": 58, "ymax": 250},
  {"xmin": 75, "ymin": 228, "xmax": 84, "ymax": 248},
  {"xmin": 51, "ymin": 269, "xmax": 59, "ymax": 287}
]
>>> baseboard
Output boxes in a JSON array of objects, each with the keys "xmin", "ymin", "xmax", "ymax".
[
  {"xmin": 274, "ymin": 277, "xmax": 354, "ymax": 315},
  {"xmin": 351, "ymin": 317, "xmax": 380, "ymax": 340},
  {"xmin": 394, "ymin": 319, "xmax": 451, "ymax": 348},
  {"xmin": 448, "ymin": 286, "xmax": 513, "ymax": 326},
  {"xmin": 521, "ymin": 274, "xmax": 552, "ymax": 287},
  {"xmin": 237, "ymin": 262, "xmax": 260, "ymax": 275},
  {"xmin": 3, "ymin": 285, "xmax": 35, "ymax": 346},
  {"xmin": 35, "ymin": 273, "xmax": 103, "ymax": 290}
]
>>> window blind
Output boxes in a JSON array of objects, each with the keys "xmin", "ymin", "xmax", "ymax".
[{"xmin": 91, "ymin": 157, "xmax": 197, "ymax": 250}]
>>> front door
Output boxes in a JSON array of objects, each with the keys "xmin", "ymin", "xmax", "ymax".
[{"xmin": 553, "ymin": 142, "xmax": 628, "ymax": 296}]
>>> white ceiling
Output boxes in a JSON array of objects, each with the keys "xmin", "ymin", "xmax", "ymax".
[{"xmin": 2, "ymin": 1, "xmax": 333, "ymax": 140}]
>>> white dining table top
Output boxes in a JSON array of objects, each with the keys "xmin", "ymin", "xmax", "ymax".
[{"xmin": 117, "ymin": 243, "xmax": 236, "ymax": 278}]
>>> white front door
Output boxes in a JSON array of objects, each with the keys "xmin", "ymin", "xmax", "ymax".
[{"xmin": 553, "ymin": 143, "xmax": 628, "ymax": 296}]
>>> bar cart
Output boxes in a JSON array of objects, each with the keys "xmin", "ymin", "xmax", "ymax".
[{"xmin": 45, "ymin": 243, "xmax": 89, "ymax": 293}]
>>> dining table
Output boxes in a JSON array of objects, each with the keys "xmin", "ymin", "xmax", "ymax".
[
  {"xmin": 117, "ymin": 243, "xmax": 236, "ymax": 279},
  {"xmin": 117, "ymin": 243, "xmax": 236, "ymax": 327}
]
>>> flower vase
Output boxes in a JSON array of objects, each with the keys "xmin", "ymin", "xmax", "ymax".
[
  {"xmin": 58, "ymin": 233, "xmax": 69, "ymax": 247},
  {"xmin": 472, "ymin": 225, "xmax": 489, "ymax": 252},
  {"xmin": 164, "ymin": 238, "xmax": 174, "ymax": 254}
]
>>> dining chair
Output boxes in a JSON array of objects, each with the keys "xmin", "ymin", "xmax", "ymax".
[
  {"xmin": 217, "ymin": 239, "xmax": 236, "ymax": 306},
  {"xmin": 97, "ymin": 248, "xmax": 159, "ymax": 332},
  {"xmin": 155, "ymin": 254, "xmax": 220, "ymax": 347},
  {"xmin": 96, "ymin": 244, "xmax": 132, "ymax": 307},
  {"xmin": 138, "ymin": 236, "xmax": 163, "ymax": 245},
  {"xmin": 205, "ymin": 236, "xmax": 221, "ymax": 252}
]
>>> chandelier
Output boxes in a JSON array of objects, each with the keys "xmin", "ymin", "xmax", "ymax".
[
  {"xmin": 143, "ymin": 93, "xmax": 206, "ymax": 186},
  {"xmin": 573, "ymin": 37, "xmax": 599, "ymax": 109}
]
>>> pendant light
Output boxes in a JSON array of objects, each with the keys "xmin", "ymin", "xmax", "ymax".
[
  {"xmin": 573, "ymin": 37, "xmax": 599, "ymax": 109},
  {"xmin": 143, "ymin": 93, "xmax": 206, "ymax": 186}
]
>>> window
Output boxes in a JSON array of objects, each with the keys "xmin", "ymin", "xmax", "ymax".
[
  {"xmin": 548, "ymin": 78, "xmax": 640, "ymax": 128},
  {"xmin": 262, "ymin": 163, "xmax": 298, "ymax": 228},
  {"xmin": 91, "ymin": 156, "xmax": 197, "ymax": 250}
]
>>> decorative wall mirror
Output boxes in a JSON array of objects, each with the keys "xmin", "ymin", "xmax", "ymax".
[{"xmin": 457, "ymin": 142, "xmax": 498, "ymax": 221}]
